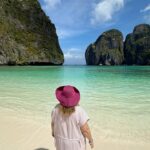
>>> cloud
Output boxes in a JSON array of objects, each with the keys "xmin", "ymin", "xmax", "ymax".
[
  {"xmin": 140, "ymin": 4, "xmax": 150, "ymax": 12},
  {"xmin": 40, "ymin": 0, "xmax": 125, "ymax": 39},
  {"xmin": 91, "ymin": 0, "xmax": 124, "ymax": 25},
  {"xmin": 140, "ymin": 4, "xmax": 150, "ymax": 23},
  {"xmin": 64, "ymin": 48, "xmax": 83, "ymax": 59},
  {"xmin": 40, "ymin": 0, "xmax": 91, "ymax": 39},
  {"xmin": 57, "ymin": 28, "xmax": 87, "ymax": 39},
  {"xmin": 43, "ymin": 0, "xmax": 61, "ymax": 9},
  {"xmin": 64, "ymin": 48, "xmax": 85, "ymax": 65}
]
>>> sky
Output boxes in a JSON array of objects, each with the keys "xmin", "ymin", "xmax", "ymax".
[{"xmin": 39, "ymin": 0, "xmax": 150, "ymax": 65}]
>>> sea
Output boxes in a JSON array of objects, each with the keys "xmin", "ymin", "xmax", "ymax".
[{"xmin": 0, "ymin": 65, "xmax": 150, "ymax": 145}]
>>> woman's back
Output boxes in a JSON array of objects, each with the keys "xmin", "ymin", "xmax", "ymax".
[
  {"xmin": 51, "ymin": 105, "xmax": 89, "ymax": 150},
  {"xmin": 52, "ymin": 85, "xmax": 93, "ymax": 150}
]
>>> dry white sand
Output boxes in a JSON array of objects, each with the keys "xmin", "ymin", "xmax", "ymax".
[{"xmin": 0, "ymin": 108, "xmax": 150, "ymax": 150}]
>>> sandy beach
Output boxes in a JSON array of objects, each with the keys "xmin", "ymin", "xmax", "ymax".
[
  {"xmin": 0, "ymin": 107, "xmax": 54, "ymax": 150},
  {"xmin": 0, "ymin": 107, "xmax": 150, "ymax": 150}
]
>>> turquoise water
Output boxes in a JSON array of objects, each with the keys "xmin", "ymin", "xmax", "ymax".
[{"xmin": 0, "ymin": 66, "xmax": 150, "ymax": 143}]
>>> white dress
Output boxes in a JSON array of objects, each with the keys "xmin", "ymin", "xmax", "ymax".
[{"xmin": 51, "ymin": 105, "xmax": 89, "ymax": 150}]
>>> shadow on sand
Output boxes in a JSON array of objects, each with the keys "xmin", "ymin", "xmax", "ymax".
[{"xmin": 34, "ymin": 148, "xmax": 49, "ymax": 150}]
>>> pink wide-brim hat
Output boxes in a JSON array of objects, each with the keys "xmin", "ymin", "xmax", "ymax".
[{"xmin": 55, "ymin": 85, "xmax": 80, "ymax": 107}]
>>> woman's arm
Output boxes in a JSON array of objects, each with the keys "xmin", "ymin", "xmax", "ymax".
[{"xmin": 80, "ymin": 122, "xmax": 94, "ymax": 148}]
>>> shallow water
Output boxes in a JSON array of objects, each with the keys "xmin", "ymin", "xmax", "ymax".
[{"xmin": 0, "ymin": 66, "xmax": 150, "ymax": 144}]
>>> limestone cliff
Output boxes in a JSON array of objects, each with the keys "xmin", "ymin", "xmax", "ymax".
[
  {"xmin": 0, "ymin": 0, "xmax": 64, "ymax": 65},
  {"xmin": 85, "ymin": 24, "xmax": 150, "ymax": 66},
  {"xmin": 85, "ymin": 29, "xmax": 124, "ymax": 65},
  {"xmin": 124, "ymin": 24, "xmax": 150, "ymax": 65}
]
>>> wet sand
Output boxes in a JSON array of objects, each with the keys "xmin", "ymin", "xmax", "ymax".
[{"xmin": 0, "ymin": 108, "xmax": 150, "ymax": 150}]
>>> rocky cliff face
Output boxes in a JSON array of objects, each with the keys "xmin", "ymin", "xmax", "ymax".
[
  {"xmin": 124, "ymin": 24, "xmax": 150, "ymax": 65},
  {"xmin": 85, "ymin": 24, "xmax": 150, "ymax": 65},
  {"xmin": 85, "ymin": 29, "xmax": 124, "ymax": 65},
  {"xmin": 0, "ymin": 0, "xmax": 64, "ymax": 65}
]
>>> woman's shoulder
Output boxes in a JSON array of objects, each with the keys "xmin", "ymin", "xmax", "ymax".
[
  {"xmin": 75, "ymin": 105, "xmax": 86, "ymax": 113},
  {"xmin": 75, "ymin": 105, "xmax": 90, "ymax": 125},
  {"xmin": 75, "ymin": 105, "xmax": 81, "ymax": 110}
]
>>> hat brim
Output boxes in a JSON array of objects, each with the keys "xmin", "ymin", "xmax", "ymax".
[{"xmin": 55, "ymin": 85, "xmax": 80, "ymax": 107}]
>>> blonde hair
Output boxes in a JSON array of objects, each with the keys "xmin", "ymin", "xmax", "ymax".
[{"xmin": 59, "ymin": 104, "xmax": 75, "ymax": 115}]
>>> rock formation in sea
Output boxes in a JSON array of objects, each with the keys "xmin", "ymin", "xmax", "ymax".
[
  {"xmin": 124, "ymin": 24, "xmax": 150, "ymax": 65},
  {"xmin": 85, "ymin": 24, "xmax": 150, "ymax": 66},
  {"xmin": 85, "ymin": 29, "xmax": 124, "ymax": 65},
  {"xmin": 0, "ymin": 0, "xmax": 64, "ymax": 65}
]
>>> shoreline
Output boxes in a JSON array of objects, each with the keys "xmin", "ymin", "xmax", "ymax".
[
  {"xmin": 0, "ymin": 108, "xmax": 54, "ymax": 150},
  {"xmin": 0, "ymin": 107, "xmax": 150, "ymax": 150}
]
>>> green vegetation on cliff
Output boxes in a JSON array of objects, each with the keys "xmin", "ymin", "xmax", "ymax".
[
  {"xmin": 85, "ymin": 29, "xmax": 124, "ymax": 65},
  {"xmin": 85, "ymin": 24, "xmax": 150, "ymax": 66},
  {"xmin": 124, "ymin": 24, "xmax": 150, "ymax": 65},
  {"xmin": 0, "ymin": 0, "xmax": 64, "ymax": 65}
]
